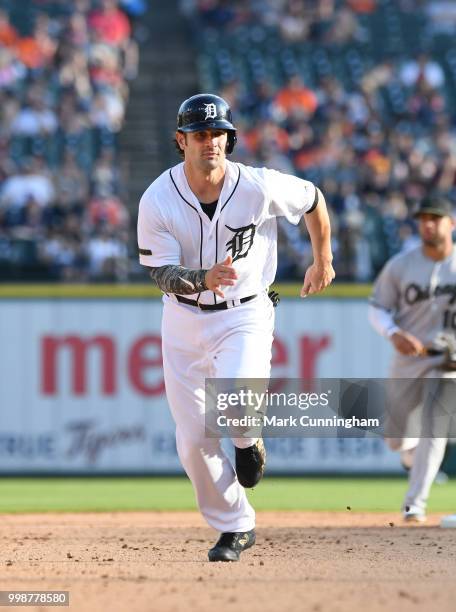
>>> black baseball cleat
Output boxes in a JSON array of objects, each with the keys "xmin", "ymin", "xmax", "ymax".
[
  {"xmin": 208, "ymin": 529, "xmax": 256, "ymax": 562},
  {"xmin": 235, "ymin": 439, "xmax": 266, "ymax": 488}
]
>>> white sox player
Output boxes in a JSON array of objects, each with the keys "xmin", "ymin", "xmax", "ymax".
[
  {"xmin": 137, "ymin": 94, "xmax": 335, "ymax": 561},
  {"xmin": 369, "ymin": 196, "xmax": 456, "ymax": 522}
]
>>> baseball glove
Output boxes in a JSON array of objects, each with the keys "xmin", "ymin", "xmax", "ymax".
[
  {"xmin": 442, "ymin": 350, "xmax": 456, "ymax": 371},
  {"xmin": 425, "ymin": 333, "xmax": 456, "ymax": 370}
]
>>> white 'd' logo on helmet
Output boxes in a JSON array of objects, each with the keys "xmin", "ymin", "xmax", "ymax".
[{"xmin": 204, "ymin": 103, "xmax": 217, "ymax": 120}]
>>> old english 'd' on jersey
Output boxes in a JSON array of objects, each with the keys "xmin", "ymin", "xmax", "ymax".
[{"xmin": 137, "ymin": 160, "xmax": 316, "ymax": 304}]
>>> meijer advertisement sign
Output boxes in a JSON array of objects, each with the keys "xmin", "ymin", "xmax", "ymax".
[{"xmin": 0, "ymin": 298, "xmax": 401, "ymax": 473}]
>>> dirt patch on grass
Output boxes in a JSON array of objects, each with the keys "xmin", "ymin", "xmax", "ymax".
[{"xmin": 0, "ymin": 512, "xmax": 455, "ymax": 612}]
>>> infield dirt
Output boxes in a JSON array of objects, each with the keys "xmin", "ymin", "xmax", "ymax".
[{"xmin": 1, "ymin": 511, "xmax": 455, "ymax": 612}]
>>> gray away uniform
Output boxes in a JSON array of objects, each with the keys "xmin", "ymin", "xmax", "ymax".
[{"xmin": 369, "ymin": 244, "xmax": 456, "ymax": 513}]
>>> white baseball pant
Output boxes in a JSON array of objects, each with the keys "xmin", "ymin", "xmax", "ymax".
[{"xmin": 161, "ymin": 292, "xmax": 274, "ymax": 533}]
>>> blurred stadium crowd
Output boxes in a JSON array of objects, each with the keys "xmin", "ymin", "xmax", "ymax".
[
  {"xmin": 1, "ymin": 0, "xmax": 456, "ymax": 282},
  {"xmin": 0, "ymin": 0, "xmax": 142, "ymax": 281},
  {"xmin": 183, "ymin": 0, "xmax": 456, "ymax": 281}
]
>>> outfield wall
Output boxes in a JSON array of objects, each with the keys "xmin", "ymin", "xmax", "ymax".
[{"xmin": 0, "ymin": 295, "xmax": 402, "ymax": 474}]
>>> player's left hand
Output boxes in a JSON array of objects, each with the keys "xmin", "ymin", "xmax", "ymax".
[{"xmin": 301, "ymin": 260, "xmax": 335, "ymax": 297}]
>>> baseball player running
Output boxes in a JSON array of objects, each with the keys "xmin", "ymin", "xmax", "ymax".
[
  {"xmin": 137, "ymin": 94, "xmax": 335, "ymax": 561},
  {"xmin": 369, "ymin": 196, "xmax": 456, "ymax": 522}
]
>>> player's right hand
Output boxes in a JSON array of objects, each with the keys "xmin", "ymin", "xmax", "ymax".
[
  {"xmin": 390, "ymin": 330, "xmax": 425, "ymax": 357},
  {"xmin": 205, "ymin": 255, "xmax": 238, "ymax": 298}
]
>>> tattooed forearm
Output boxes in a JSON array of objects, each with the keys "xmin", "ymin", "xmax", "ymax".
[{"xmin": 149, "ymin": 265, "xmax": 208, "ymax": 295}]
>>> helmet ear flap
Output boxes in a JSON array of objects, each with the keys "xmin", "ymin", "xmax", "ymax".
[{"xmin": 226, "ymin": 132, "xmax": 237, "ymax": 155}]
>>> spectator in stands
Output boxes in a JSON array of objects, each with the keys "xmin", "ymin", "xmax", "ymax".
[
  {"xmin": 10, "ymin": 91, "xmax": 58, "ymax": 137},
  {"xmin": 14, "ymin": 13, "xmax": 58, "ymax": 72},
  {"xmin": 361, "ymin": 58, "xmax": 395, "ymax": 95},
  {"xmin": 347, "ymin": 0, "xmax": 376, "ymax": 12},
  {"xmin": 57, "ymin": 89, "xmax": 91, "ymax": 147},
  {"xmin": 73, "ymin": 0, "xmax": 92, "ymax": 16},
  {"xmin": 13, "ymin": 195, "xmax": 45, "ymax": 240},
  {"xmin": 66, "ymin": 12, "xmax": 91, "ymax": 48},
  {"xmin": 398, "ymin": 219, "xmax": 420, "ymax": 253},
  {"xmin": 0, "ymin": 48, "xmax": 26, "ymax": 91},
  {"xmin": 244, "ymin": 118, "xmax": 290, "ymax": 157},
  {"xmin": 88, "ymin": 38, "xmax": 124, "ymax": 90},
  {"xmin": 400, "ymin": 53, "xmax": 445, "ymax": 91},
  {"xmin": 407, "ymin": 83, "xmax": 446, "ymax": 127},
  {"xmin": 89, "ymin": 0, "xmax": 139, "ymax": 78},
  {"xmin": 86, "ymin": 224, "xmax": 128, "ymax": 280},
  {"xmin": 0, "ymin": 10, "xmax": 18, "ymax": 48},
  {"xmin": 0, "ymin": 157, "xmax": 55, "ymax": 210},
  {"xmin": 89, "ymin": 0, "xmax": 131, "ymax": 46},
  {"xmin": 89, "ymin": 88, "xmax": 125, "ymax": 132},
  {"xmin": 55, "ymin": 151, "xmax": 89, "ymax": 215},
  {"xmin": 57, "ymin": 47, "xmax": 92, "ymax": 103},
  {"xmin": 239, "ymin": 80, "xmax": 274, "ymax": 121},
  {"xmin": 292, "ymin": 127, "xmax": 323, "ymax": 172},
  {"xmin": 279, "ymin": 0, "xmax": 311, "ymax": 43},
  {"xmin": 88, "ymin": 188, "xmax": 128, "ymax": 229},
  {"xmin": 273, "ymin": 74, "xmax": 319, "ymax": 120},
  {"xmin": 425, "ymin": 1, "xmax": 456, "ymax": 34},
  {"xmin": 91, "ymin": 147, "xmax": 120, "ymax": 195},
  {"xmin": 323, "ymin": 5, "xmax": 361, "ymax": 45},
  {"xmin": 39, "ymin": 229, "xmax": 88, "ymax": 281},
  {"xmin": 309, "ymin": 0, "xmax": 336, "ymax": 41},
  {"xmin": 437, "ymin": 151, "xmax": 456, "ymax": 194}
]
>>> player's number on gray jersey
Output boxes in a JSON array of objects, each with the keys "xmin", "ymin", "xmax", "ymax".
[{"xmin": 443, "ymin": 309, "xmax": 456, "ymax": 330}]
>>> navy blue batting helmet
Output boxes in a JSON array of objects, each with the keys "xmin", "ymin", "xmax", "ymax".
[{"xmin": 177, "ymin": 94, "xmax": 237, "ymax": 154}]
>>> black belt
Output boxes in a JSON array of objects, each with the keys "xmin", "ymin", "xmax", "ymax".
[
  {"xmin": 424, "ymin": 348, "xmax": 445, "ymax": 356},
  {"xmin": 175, "ymin": 294, "xmax": 257, "ymax": 311}
]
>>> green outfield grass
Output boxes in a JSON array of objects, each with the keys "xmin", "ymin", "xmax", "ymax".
[
  {"xmin": 0, "ymin": 477, "xmax": 454, "ymax": 513},
  {"xmin": 0, "ymin": 282, "xmax": 371, "ymax": 299}
]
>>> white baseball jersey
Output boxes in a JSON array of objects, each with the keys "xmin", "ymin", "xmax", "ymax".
[{"xmin": 137, "ymin": 160, "xmax": 316, "ymax": 304}]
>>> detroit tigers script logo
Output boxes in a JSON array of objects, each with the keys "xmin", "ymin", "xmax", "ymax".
[
  {"xmin": 204, "ymin": 103, "xmax": 217, "ymax": 119},
  {"xmin": 225, "ymin": 223, "xmax": 256, "ymax": 262}
]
